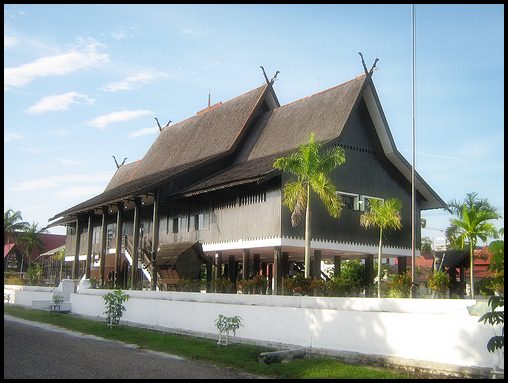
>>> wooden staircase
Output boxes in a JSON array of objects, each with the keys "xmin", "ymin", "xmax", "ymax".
[{"xmin": 124, "ymin": 236, "xmax": 165, "ymax": 289}]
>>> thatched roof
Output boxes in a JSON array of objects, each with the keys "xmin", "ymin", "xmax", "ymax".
[
  {"xmin": 247, "ymin": 74, "xmax": 366, "ymax": 161},
  {"xmin": 180, "ymin": 154, "xmax": 281, "ymax": 197},
  {"xmin": 104, "ymin": 160, "xmax": 141, "ymax": 192},
  {"xmin": 50, "ymin": 71, "xmax": 446, "ymax": 220},
  {"xmin": 156, "ymin": 241, "xmax": 210, "ymax": 267},
  {"xmin": 50, "ymin": 84, "xmax": 269, "ymax": 220}
]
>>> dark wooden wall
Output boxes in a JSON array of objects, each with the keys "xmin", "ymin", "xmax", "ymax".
[{"xmin": 281, "ymin": 98, "xmax": 422, "ymax": 249}]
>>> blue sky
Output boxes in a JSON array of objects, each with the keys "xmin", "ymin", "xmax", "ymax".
[{"xmin": 4, "ymin": 4, "xmax": 504, "ymax": 247}]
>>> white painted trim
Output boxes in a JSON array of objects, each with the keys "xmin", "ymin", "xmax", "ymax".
[
  {"xmin": 202, "ymin": 237, "xmax": 417, "ymax": 257},
  {"xmin": 64, "ymin": 255, "xmax": 87, "ymax": 262},
  {"xmin": 203, "ymin": 237, "xmax": 282, "ymax": 251}
]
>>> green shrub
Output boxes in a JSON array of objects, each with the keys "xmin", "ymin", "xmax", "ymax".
[
  {"xmin": 427, "ymin": 271, "xmax": 450, "ymax": 298},
  {"xmin": 386, "ymin": 273, "xmax": 411, "ymax": 298},
  {"xmin": 4, "ymin": 274, "xmax": 26, "ymax": 285},
  {"xmin": 103, "ymin": 289, "xmax": 130, "ymax": 326},
  {"xmin": 211, "ymin": 278, "xmax": 233, "ymax": 294},
  {"xmin": 284, "ymin": 274, "xmax": 312, "ymax": 295},
  {"xmin": 176, "ymin": 278, "xmax": 203, "ymax": 292}
]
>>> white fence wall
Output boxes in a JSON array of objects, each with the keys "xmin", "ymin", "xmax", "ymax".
[
  {"xmin": 4, "ymin": 285, "xmax": 56, "ymax": 306},
  {"xmin": 68, "ymin": 289, "xmax": 503, "ymax": 370}
]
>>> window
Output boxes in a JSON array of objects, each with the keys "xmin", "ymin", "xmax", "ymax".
[
  {"xmin": 178, "ymin": 216, "xmax": 188, "ymax": 233},
  {"xmin": 93, "ymin": 228, "xmax": 101, "ymax": 244},
  {"xmin": 358, "ymin": 195, "xmax": 384, "ymax": 211},
  {"xmin": 69, "ymin": 225, "xmax": 76, "ymax": 235},
  {"xmin": 107, "ymin": 229, "xmax": 114, "ymax": 248},
  {"xmin": 198, "ymin": 211, "xmax": 210, "ymax": 230},
  {"xmin": 336, "ymin": 190, "xmax": 358, "ymax": 210},
  {"xmin": 189, "ymin": 215, "xmax": 196, "ymax": 232}
]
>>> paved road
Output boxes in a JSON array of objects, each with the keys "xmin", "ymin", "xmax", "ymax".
[{"xmin": 4, "ymin": 315, "xmax": 260, "ymax": 379}]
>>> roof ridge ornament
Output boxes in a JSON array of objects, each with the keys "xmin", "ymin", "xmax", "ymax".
[
  {"xmin": 112, "ymin": 155, "xmax": 127, "ymax": 169},
  {"xmin": 358, "ymin": 52, "xmax": 379, "ymax": 76},
  {"xmin": 260, "ymin": 66, "xmax": 280, "ymax": 85},
  {"xmin": 154, "ymin": 117, "xmax": 171, "ymax": 132}
]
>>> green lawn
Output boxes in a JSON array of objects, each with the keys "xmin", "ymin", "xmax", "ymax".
[{"xmin": 4, "ymin": 305, "xmax": 416, "ymax": 379}]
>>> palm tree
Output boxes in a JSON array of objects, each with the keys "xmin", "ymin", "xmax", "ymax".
[
  {"xmin": 448, "ymin": 192, "xmax": 501, "ymax": 299},
  {"xmin": 360, "ymin": 198, "xmax": 402, "ymax": 298},
  {"xmin": 273, "ymin": 132, "xmax": 346, "ymax": 278},
  {"xmin": 18, "ymin": 222, "xmax": 48, "ymax": 273},
  {"xmin": 54, "ymin": 248, "xmax": 66, "ymax": 283},
  {"xmin": 4, "ymin": 208, "xmax": 29, "ymax": 271}
]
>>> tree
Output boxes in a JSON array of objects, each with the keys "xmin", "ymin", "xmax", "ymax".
[
  {"xmin": 360, "ymin": 198, "xmax": 402, "ymax": 298},
  {"xmin": 273, "ymin": 132, "xmax": 346, "ymax": 278},
  {"xmin": 4, "ymin": 209, "xmax": 29, "ymax": 272},
  {"xmin": 478, "ymin": 239, "xmax": 504, "ymax": 355},
  {"xmin": 53, "ymin": 248, "xmax": 66, "ymax": 283},
  {"xmin": 18, "ymin": 222, "xmax": 47, "ymax": 272},
  {"xmin": 448, "ymin": 192, "xmax": 501, "ymax": 299}
]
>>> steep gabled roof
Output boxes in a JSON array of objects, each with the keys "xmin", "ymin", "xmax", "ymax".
[
  {"xmin": 50, "ymin": 83, "xmax": 270, "ymax": 220},
  {"xmin": 104, "ymin": 160, "xmax": 141, "ymax": 192},
  {"xmin": 179, "ymin": 73, "xmax": 445, "ymax": 210},
  {"xmin": 130, "ymin": 84, "xmax": 269, "ymax": 181},
  {"xmin": 247, "ymin": 74, "xmax": 367, "ymax": 161}
]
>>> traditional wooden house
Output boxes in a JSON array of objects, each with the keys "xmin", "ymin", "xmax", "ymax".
[{"xmin": 48, "ymin": 70, "xmax": 446, "ymax": 294}]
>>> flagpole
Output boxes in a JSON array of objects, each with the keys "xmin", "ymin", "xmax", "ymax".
[{"xmin": 410, "ymin": 4, "xmax": 417, "ymax": 298}]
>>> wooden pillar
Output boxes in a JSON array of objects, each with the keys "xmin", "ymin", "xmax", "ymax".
[
  {"xmin": 253, "ymin": 254, "xmax": 260, "ymax": 276},
  {"xmin": 114, "ymin": 202, "xmax": 124, "ymax": 287},
  {"xmin": 334, "ymin": 256, "xmax": 341, "ymax": 277},
  {"xmin": 267, "ymin": 264, "xmax": 273, "ymax": 294},
  {"xmin": 215, "ymin": 252, "xmax": 223, "ymax": 279},
  {"xmin": 397, "ymin": 256, "xmax": 407, "ymax": 275},
  {"xmin": 130, "ymin": 197, "xmax": 141, "ymax": 290},
  {"xmin": 242, "ymin": 249, "xmax": 250, "ymax": 279},
  {"xmin": 459, "ymin": 265, "xmax": 465, "ymax": 298},
  {"xmin": 281, "ymin": 252, "xmax": 289, "ymax": 277},
  {"xmin": 261, "ymin": 262, "xmax": 267, "ymax": 294},
  {"xmin": 151, "ymin": 190, "xmax": 160, "ymax": 291},
  {"xmin": 228, "ymin": 255, "xmax": 235, "ymax": 283},
  {"xmin": 365, "ymin": 254, "xmax": 374, "ymax": 297},
  {"xmin": 206, "ymin": 256, "xmax": 213, "ymax": 292},
  {"xmin": 312, "ymin": 250, "xmax": 321, "ymax": 279},
  {"xmin": 99, "ymin": 207, "xmax": 108, "ymax": 287},
  {"xmin": 85, "ymin": 215, "xmax": 93, "ymax": 279},
  {"xmin": 273, "ymin": 247, "xmax": 282, "ymax": 295},
  {"xmin": 72, "ymin": 217, "xmax": 81, "ymax": 280}
]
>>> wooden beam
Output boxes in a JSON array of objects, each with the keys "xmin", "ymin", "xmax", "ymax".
[
  {"xmin": 99, "ymin": 207, "xmax": 108, "ymax": 287},
  {"xmin": 85, "ymin": 215, "xmax": 93, "ymax": 279},
  {"xmin": 72, "ymin": 218, "xmax": 81, "ymax": 280},
  {"xmin": 130, "ymin": 197, "xmax": 141, "ymax": 290},
  {"xmin": 151, "ymin": 189, "xmax": 160, "ymax": 291},
  {"xmin": 273, "ymin": 247, "xmax": 282, "ymax": 295},
  {"xmin": 334, "ymin": 256, "xmax": 341, "ymax": 277},
  {"xmin": 242, "ymin": 249, "xmax": 250, "ymax": 279},
  {"xmin": 114, "ymin": 202, "xmax": 124, "ymax": 287}
]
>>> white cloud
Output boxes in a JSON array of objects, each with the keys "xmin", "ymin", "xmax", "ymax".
[
  {"xmin": 88, "ymin": 109, "xmax": 152, "ymax": 129},
  {"xmin": 51, "ymin": 129, "xmax": 71, "ymax": 137},
  {"xmin": 27, "ymin": 92, "xmax": 95, "ymax": 114},
  {"xmin": 111, "ymin": 29, "xmax": 128, "ymax": 40},
  {"xmin": 128, "ymin": 126, "xmax": 159, "ymax": 138},
  {"xmin": 102, "ymin": 69, "xmax": 170, "ymax": 92},
  {"xmin": 4, "ymin": 131, "xmax": 25, "ymax": 143},
  {"xmin": 4, "ymin": 34, "xmax": 19, "ymax": 48},
  {"xmin": 4, "ymin": 41, "xmax": 109, "ymax": 90},
  {"xmin": 11, "ymin": 172, "xmax": 112, "ymax": 192},
  {"xmin": 55, "ymin": 185, "xmax": 104, "ymax": 199},
  {"xmin": 55, "ymin": 157, "xmax": 83, "ymax": 166}
]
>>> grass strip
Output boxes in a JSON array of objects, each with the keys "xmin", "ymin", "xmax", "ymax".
[{"xmin": 4, "ymin": 305, "xmax": 414, "ymax": 379}]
